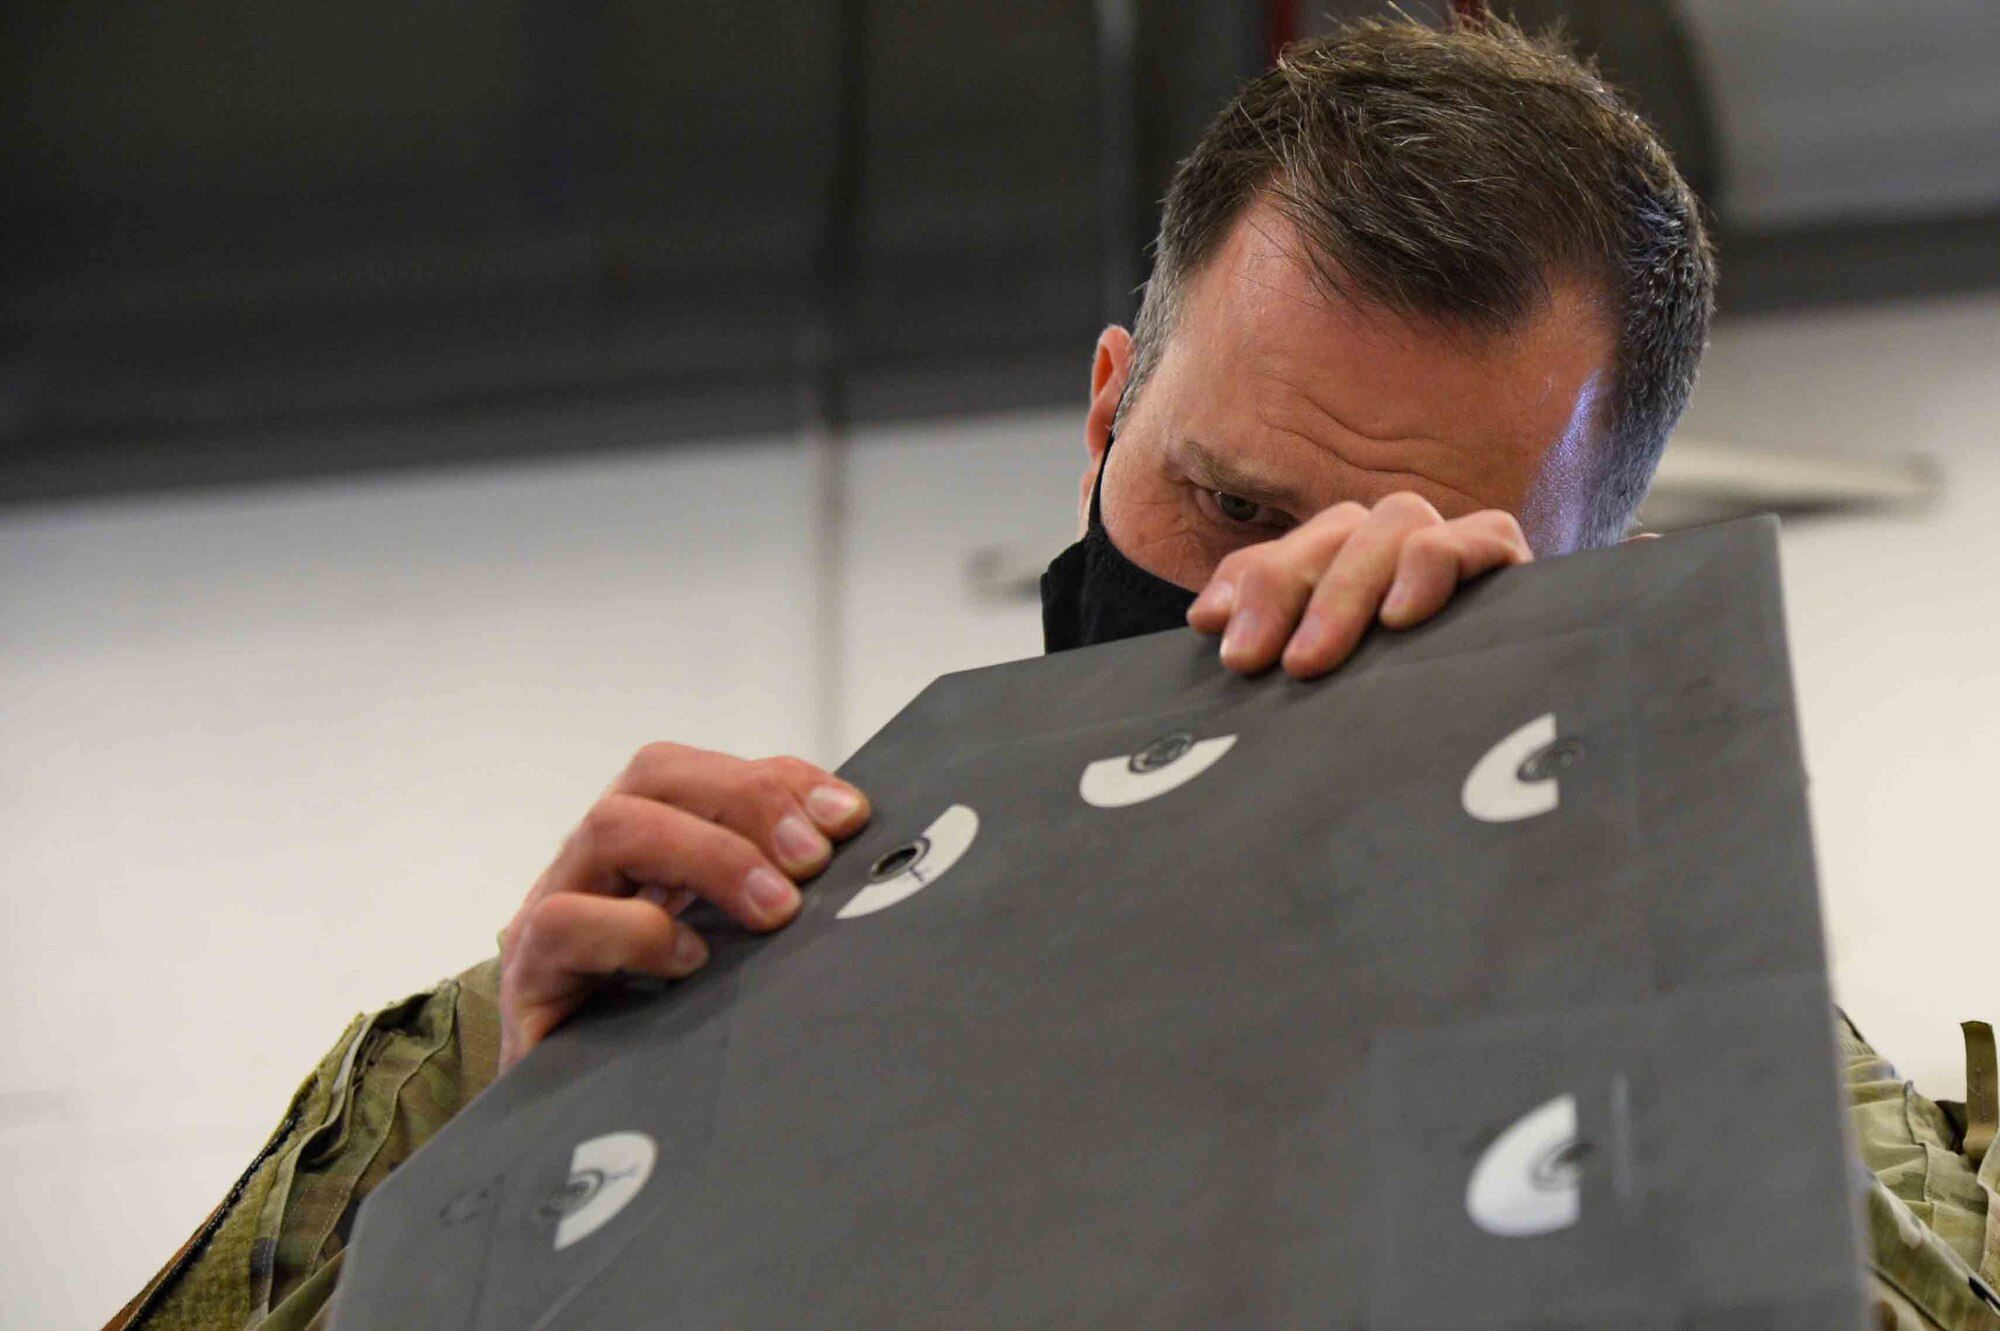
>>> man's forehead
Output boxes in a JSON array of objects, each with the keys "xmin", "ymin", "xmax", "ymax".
[
  {"xmin": 1189, "ymin": 206, "xmax": 1607, "ymax": 412},
  {"xmin": 1150, "ymin": 202, "xmax": 1617, "ymax": 520}
]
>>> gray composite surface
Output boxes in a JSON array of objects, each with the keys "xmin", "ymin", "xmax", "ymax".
[{"xmin": 336, "ymin": 516, "xmax": 1864, "ymax": 1330}]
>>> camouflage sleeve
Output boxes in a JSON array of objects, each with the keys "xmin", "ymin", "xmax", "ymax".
[
  {"xmin": 109, "ymin": 957, "xmax": 501, "ymax": 1331},
  {"xmin": 1843, "ymin": 1012, "xmax": 2000, "ymax": 1331}
]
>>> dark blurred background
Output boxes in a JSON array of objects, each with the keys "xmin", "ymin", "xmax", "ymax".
[{"xmin": 7, "ymin": 0, "xmax": 1997, "ymax": 504}]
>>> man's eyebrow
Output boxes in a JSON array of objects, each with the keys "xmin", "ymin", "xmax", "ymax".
[{"xmin": 1177, "ymin": 437, "xmax": 1311, "ymax": 514}]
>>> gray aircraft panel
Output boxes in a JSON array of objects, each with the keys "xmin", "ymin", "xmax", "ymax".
[{"xmin": 334, "ymin": 516, "xmax": 1864, "ymax": 1330}]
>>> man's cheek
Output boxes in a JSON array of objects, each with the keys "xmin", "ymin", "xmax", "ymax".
[{"xmin": 1119, "ymin": 493, "xmax": 1228, "ymax": 591}]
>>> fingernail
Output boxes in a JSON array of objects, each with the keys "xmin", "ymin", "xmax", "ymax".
[
  {"xmin": 1381, "ymin": 577, "xmax": 1412, "ymax": 621},
  {"xmin": 1189, "ymin": 579, "xmax": 1235, "ymax": 620},
  {"xmin": 773, "ymin": 813, "xmax": 829, "ymax": 870},
  {"xmin": 1287, "ymin": 613, "xmax": 1331, "ymax": 659},
  {"xmin": 672, "ymin": 927, "xmax": 708, "ymax": 971},
  {"xmin": 1219, "ymin": 608, "xmax": 1261, "ymax": 664},
  {"xmin": 805, "ymin": 785, "xmax": 862, "ymax": 828},
  {"xmin": 744, "ymin": 866, "xmax": 799, "ymax": 919}
]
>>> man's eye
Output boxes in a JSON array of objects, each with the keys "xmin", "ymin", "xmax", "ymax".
[
  {"xmin": 1205, "ymin": 490, "xmax": 1281, "ymax": 528},
  {"xmin": 1213, "ymin": 491, "xmax": 1261, "ymax": 523}
]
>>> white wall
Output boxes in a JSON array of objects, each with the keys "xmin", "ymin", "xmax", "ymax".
[
  {"xmin": 1677, "ymin": 292, "xmax": 2000, "ymax": 1100},
  {"xmin": 838, "ymin": 412, "xmax": 1084, "ymax": 746},
  {"xmin": 3, "ymin": 294, "xmax": 1997, "ymax": 1329},
  {"xmin": 0, "ymin": 438, "xmax": 835, "ymax": 1328}
]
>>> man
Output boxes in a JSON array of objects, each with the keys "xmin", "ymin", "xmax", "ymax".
[{"xmin": 109, "ymin": 17, "xmax": 1996, "ymax": 1331}]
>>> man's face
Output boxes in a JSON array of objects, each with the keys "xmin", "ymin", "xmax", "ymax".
[{"xmin": 1081, "ymin": 202, "xmax": 1617, "ymax": 586}]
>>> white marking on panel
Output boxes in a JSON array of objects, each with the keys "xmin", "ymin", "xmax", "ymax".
[
  {"xmin": 1462, "ymin": 713, "xmax": 1560, "ymax": 823},
  {"xmin": 1078, "ymin": 734, "xmax": 1237, "ymax": 808},
  {"xmin": 553, "ymin": 1131, "xmax": 657, "ymax": 1252},
  {"xmin": 837, "ymin": 804, "xmax": 980, "ymax": 920},
  {"xmin": 1465, "ymin": 1093, "xmax": 1583, "ymax": 1238}
]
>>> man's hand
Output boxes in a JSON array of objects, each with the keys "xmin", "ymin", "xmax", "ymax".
[
  {"xmin": 1186, "ymin": 492, "xmax": 1532, "ymax": 678},
  {"xmin": 499, "ymin": 745, "xmax": 870, "ymax": 1070}
]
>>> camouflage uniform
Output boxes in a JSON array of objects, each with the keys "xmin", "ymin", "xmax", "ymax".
[
  {"xmin": 1846, "ymin": 1016, "xmax": 2000, "ymax": 1330},
  {"xmin": 104, "ymin": 962, "xmax": 1998, "ymax": 1331},
  {"xmin": 103, "ymin": 960, "xmax": 500, "ymax": 1331}
]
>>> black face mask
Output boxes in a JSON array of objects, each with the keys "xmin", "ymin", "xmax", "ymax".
[{"xmin": 1041, "ymin": 433, "xmax": 1199, "ymax": 653}]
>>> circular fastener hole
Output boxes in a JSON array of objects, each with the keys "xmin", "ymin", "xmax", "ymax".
[
  {"xmin": 1517, "ymin": 736, "xmax": 1586, "ymax": 783},
  {"xmin": 538, "ymin": 1169, "xmax": 603, "ymax": 1220},
  {"xmin": 1531, "ymin": 1138, "xmax": 1595, "ymax": 1190},
  {"xmin": 1129, "ymin": 731, "xmax": 1195, "ymax": 774},
  {"xmin": 869, "ymin": 837, "xmax": 930, "ymax": 882}
]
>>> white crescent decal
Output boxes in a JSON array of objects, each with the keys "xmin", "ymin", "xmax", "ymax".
[
  {"xmin": 552, "ymin": 1131, "xmax": 657, "ymax": 1252},
  {"xmin": 1465, "ymin": 1093, "xmax": 1584, "ymax": 1238},
  {"xmin": 1462, "ymin": 713, "xmax": 1561, "ymax": 823},
  {"xmin": 837, "ymin": 804, "xmax": 980, "ymax": 920},
  {"xmin": 1079, "ymin": 733, "xmax": 1237, "ymax": 808}
]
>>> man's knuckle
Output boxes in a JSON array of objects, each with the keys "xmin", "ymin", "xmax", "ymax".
[
  {"xmin": 1233, "ymin": 538, "xmax": 1286, "ymax": 571},
  {"xmin": 632, "ymin": 740, "xmax": 681, "ymax": 768},
  {"xmin": 621, "ymin": 741, "xmax": 683, "ymax": 785},
  {"xmin": 576, "ymin": 796, "xmax": 633, "ymax": 849},
  {"xmin": 577, "ymin": 799, "xmax": 618, "ymax": 841},
  {"xmin": 1472, "ymin": 508, "xmax": 1527, "ymax": 541},
  {"xmin": 518, "ymin": 894, "xmax": 579, "ymax": 953},
  {"xmin": 1376, "ymin": 491, "xmax": 1441, "ymax": 524},
  {"xmin": 739, "ymin": 766, "xmax": 797, "ymax": 815},
  {"xmin": 1403, "ymin": 523, "xmax": 1455, "ymax": 556},
  {"xmin": 1308, "ymin": 500, "xmax": 1368, "ymax": 531},
  {"xmin": 1231, "ymin": 557, "xmax": 1289, "ymax": 601},
  {"xmin": 760, "ymin": 755, "xmax": 820, "ymax": 789}
]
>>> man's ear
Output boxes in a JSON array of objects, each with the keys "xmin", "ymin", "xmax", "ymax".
[{"xmin": 1079, "ymin": 326, "xmax": 1134, "ymax": 532}]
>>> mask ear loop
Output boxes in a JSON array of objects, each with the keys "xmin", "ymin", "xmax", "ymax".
[
  {"xmin": 1088, "ymin": 429, "xmax": 1116, "ymax": 530},
  {"xmin": 1095, "ymin": 348, "xmax": 1144, "ymax": 529}
]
